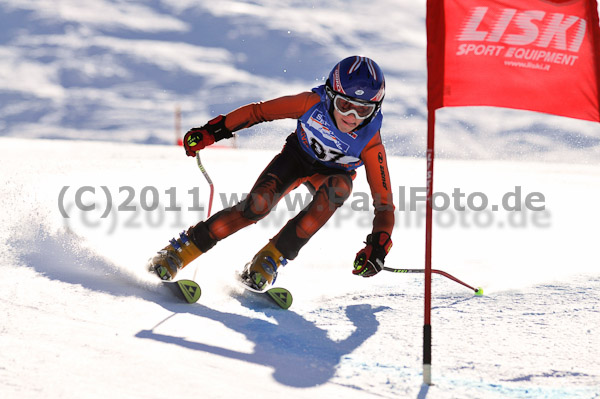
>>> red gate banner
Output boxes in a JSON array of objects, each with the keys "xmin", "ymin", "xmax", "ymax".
[{"xmin": 427, "ymin": 0, "xmax": 600, "ymax": 122}]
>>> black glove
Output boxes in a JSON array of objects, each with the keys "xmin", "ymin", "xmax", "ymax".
[
  {"xmin": 353, "ymin": 232, "xmax": 392, "ymax": 277},
  {"xmin": 183, "ymin": 115, "xmax": 233, "ymax": 156}
]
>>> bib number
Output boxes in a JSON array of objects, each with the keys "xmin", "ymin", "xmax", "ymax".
[{"xmin": 310, "ymin": 138, "xmax": 345, "ymax": 162}]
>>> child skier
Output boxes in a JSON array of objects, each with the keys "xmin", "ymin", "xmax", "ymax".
[{"xmin": 148, "ymin": 56, "xmax": 395, "ymax": 291}]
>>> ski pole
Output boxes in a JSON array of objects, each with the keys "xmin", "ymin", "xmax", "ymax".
[
  {"xmin": 196, "ymin": 151, "xmax": 214, "ymax": 218},
  {"xmin": 192, "ymin": 151, "xmax": 214, "ymax": 282},
  {"xmin": 383, "ymin": 267, "xmax": 483, "ymax": 296}
]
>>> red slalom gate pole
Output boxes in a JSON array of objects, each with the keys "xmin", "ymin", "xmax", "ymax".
[{"xmin": 423, "ymin": 108, "xmax": 435, "ymax": 386}]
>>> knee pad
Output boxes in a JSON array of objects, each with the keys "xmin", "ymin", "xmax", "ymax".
[
  {"xmin": 324, "ymin": 174, "xmax": 353, "ymax": 206},
  {"xmin": 240, "ymin": 192, "xmax": 276, "ymax": 222}
]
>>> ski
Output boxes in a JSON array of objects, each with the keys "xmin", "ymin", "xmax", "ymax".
[
  {"xmin": 264, "ymin": 286, "xmax": 293, "ymax": 309},
  {"xmin": 162, "ymin": 279, "xmax": 201, "ymax": 304},
  {"xmin": 235, "ymin": 273, "xmax": 293, "ymax": 309},
  {"xmin": 246, "ymin": 285, "xmax": 293, "ymax": 310}
]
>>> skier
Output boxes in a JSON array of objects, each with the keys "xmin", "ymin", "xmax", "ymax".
[{"xmin": 148, "ymin": 56, "xmax": 395, "ymax": 292}]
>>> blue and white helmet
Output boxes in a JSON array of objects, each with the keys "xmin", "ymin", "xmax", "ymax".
[{"xmin": 325, "ymin": 56, "xmax": 385, "ymax": 123}]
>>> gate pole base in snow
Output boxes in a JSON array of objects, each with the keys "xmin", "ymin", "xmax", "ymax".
[{"xmin": 423, "ymin": 364, "xmax": 432, "ymax": 386}]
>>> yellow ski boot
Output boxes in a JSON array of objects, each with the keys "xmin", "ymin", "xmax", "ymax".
[
  {"xmin": 147, "ymin": 230, "xmax": 202, "ymax": 281},
  {"xmin": 241, "ymin": 241, "xmax": 287, "ymax": 292}
]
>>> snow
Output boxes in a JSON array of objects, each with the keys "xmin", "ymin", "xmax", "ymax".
[
  {"xmin": 1, "ymin": 0, "xmax": 600, "ymax": 397},
  {"xmin": 1, "ymin": 137, "xmax": 599, "ymax": 399}
]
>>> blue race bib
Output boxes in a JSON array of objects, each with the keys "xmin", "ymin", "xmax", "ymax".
[{"xmin": 295, "ymin": 85, "xmax": 382, "ymax": 171}]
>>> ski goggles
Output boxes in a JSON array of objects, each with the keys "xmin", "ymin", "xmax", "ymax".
[{"xmin": 332, "ymin": 94, "xmax": 377, "ymax": 120}]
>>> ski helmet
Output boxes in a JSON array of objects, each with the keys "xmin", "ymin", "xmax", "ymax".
[{"xmin": 325, "ymin": 56, "xmax": 385, "ymax": 123}]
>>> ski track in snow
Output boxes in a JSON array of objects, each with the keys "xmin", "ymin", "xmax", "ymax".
[{"xmin": 1, "ymin": 138, "xmax": 599, "ymax": 399}]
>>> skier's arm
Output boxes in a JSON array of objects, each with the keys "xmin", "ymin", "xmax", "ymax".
[
  {"xmin": 352, "ymin": 133, "xmax": 395, "ymax": 278},
  {"xmin": 224, "ymin": 91, "xmax": 320, "ymax": 132},
  {"xmin": 183, "ymin": 92, "xmax": 320, "ymax": 156},
  {"xmin": 361, "ymin": 133, "xmax": 395, "ymax": 236}
]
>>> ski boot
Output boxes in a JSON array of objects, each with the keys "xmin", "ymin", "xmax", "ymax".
[
  {"xmin": 147, "ymin": 230, "xmax": 202, "ymax": 281},
  {"xmin": 240, "ymin": 241, "xmax": 287, "ymax": 292}
]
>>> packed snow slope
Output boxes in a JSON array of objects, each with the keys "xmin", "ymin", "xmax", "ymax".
[
  {"xmin": 0, "ymin": 137, "xmax": 599, "ymax": 399},
  {"xmin": 1, "ymin": 0, "xmax": 600, "ymax": 162}
]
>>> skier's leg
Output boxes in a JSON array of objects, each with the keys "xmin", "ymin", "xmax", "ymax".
[
  {"xmin": 243, "ymin": 172, "xmax": 353, "ymax": 290},
  {"xmin": 149, "ymin": 145, "xmax": 308, "ymax": 280},
  {"xmin": 274, "ymin": 172, "xmax": 354, "ymax": 259},
  {"xmin": 196, "ymin": 147, "xmax": 305, "ymax": 242}
]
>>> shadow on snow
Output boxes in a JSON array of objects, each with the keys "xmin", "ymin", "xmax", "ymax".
[
  {"xmin": 136, "ymin": 301, "xmax": 387, "ymax": 388},
  {"xmin": 9, "ymin": 224, "xmax": 387, "ymax": 388}
]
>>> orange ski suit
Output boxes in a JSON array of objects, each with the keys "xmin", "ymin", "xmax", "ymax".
[{"xmin": 188, "ymin": 92, "xmax": 395, "ymax": 260}]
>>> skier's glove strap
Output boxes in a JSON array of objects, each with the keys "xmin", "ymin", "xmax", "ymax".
[
  {"xmin": 183, "ymin": 115, "xmax": 233, "ymax": 156},
  {"xmin": 353, "ymin": 232, "xmax": 392, "ymax": 278}
]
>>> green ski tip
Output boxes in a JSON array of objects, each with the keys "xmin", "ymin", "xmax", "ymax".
[
  {"xmin": 474, "ymin": 287, "xmax": 484, "ymax": 297},
  {"xmin": 176, "ymin": 279, "xmax": 202, "ymax": 303},
  {"xmin": 266, "ymin": 287, "xmax": 293, "ymax": 310}
]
